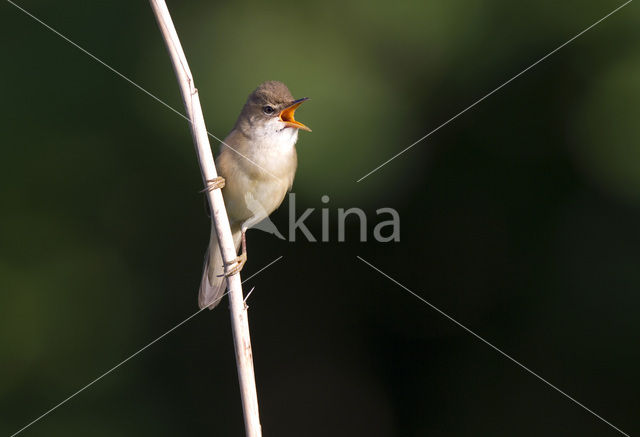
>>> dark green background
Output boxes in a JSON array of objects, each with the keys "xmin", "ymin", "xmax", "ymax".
[{"xmin": 1, "ymin": 1, "xmax": 638, "ymax": 435}]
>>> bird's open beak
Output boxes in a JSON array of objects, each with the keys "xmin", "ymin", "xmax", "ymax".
[{"xmin": 279, "ymin": 97, "xmax": 311, "ymax": 132}]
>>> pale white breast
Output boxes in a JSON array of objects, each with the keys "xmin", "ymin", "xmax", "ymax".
[
  {"xmin": 248, "ymin": 119, "xmax": 299, "ymax": 183},
  {"xmin": 218, "ymin": 121, "xmax": 299, "ymax": 227}
]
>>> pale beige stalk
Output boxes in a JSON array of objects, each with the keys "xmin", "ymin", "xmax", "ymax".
[{"xmin": 148, "ymin": 1, "xmax": 262, "ymax": 436}]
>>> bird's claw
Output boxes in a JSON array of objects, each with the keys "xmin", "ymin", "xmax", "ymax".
[
  {"xmin": 221, "ymin": 252, "xmax": 247, "ymax": 277},
  {"xmin": 200, "ymin": 176, "xmax": 225, "ymax": 193}
]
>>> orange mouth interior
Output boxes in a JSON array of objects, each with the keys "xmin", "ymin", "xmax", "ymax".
[{"xmin": 279, "ymin": 100, "xmax": 311, "ymax": 132}]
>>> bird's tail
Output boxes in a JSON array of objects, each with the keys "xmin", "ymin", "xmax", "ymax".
[{"xmin": 198, "ymin": 224, "xmax": 242, "ymax": 309}]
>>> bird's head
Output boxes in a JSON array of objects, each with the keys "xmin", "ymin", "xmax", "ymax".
[{"xmin": 237, "ymin": 81, "xmax": 311, "ymax": 137}]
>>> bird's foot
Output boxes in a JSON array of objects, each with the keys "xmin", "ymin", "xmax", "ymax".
[
  {"xmin": 200, "ymin": 176, "xmax": 225, "ymax": 193},
  {"xmin": 223, "ymin": 252, "xmax": 247, "ymax": 277}
]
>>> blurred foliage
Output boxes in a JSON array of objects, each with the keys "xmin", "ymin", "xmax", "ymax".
[
  {"xmin": 1, "ymin": 1, "xmax": 639, "ymax": 436},
  {"xmin": 573, "ymin": 55, "xmax": 640, "ymax": 201}
]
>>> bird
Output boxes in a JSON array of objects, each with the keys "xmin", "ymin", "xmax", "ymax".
[{"xmin": 198, "ymin": 81, "xmax": 311, "ymax": 309}]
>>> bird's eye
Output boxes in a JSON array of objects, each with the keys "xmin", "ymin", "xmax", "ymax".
[{"xmin": 262, "ymin": 105, "xmax": 275, "ymax": 115}]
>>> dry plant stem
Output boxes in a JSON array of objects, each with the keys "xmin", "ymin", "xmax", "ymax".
[{"xmin": 148, "ymin": 1, "xmax": 262, "ymax": 436}]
